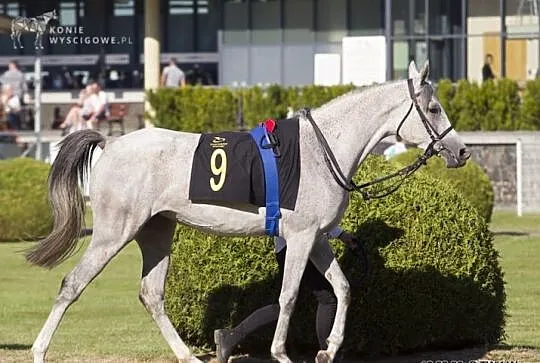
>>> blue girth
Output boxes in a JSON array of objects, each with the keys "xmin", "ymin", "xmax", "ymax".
[{"xmin": 249, "ymin": 124, "xmax": 281, "ymax": 236}]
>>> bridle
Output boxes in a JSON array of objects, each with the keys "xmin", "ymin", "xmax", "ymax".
[
  {"xmin": 302, "ymin": 78, "xmax": 454, "ymax": 200},
  {"xmin": 396, "ymin": 78, "xmax": 454, "ymax": 158}
]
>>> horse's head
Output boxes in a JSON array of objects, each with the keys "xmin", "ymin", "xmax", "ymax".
[
  {"xmin": 44, "ymin": 9, "xmax": 58, "ymax": 22},
  {"xmin": 397, "ymin": 60, "xmax": 470, "ymax": 168}
]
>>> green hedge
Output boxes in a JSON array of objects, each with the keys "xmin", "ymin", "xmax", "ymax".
[
  {"xmin": 438, "ymin": 79, "xmax": 522, "ymax": 131},
  {"xmin": 0, "ymin": 158, "xmax": 53, "ymax": 241},
  {"xmin": 436, "ymin": 78, "xmax": 535, "ymax": 131},
  {"xmin": 165, "ymin": 155, "xmax": 505, "ymax": 357},
  {"xmin": 519, "ymin": 79, "xmax": 540, "ymax": 130},
  {"xmin": 147, "ymin": 84, "xmax": 355, "ymax": 132},
  {"xmin": 148, "ymin": 79, "xmax": 540, "ymax": 132},
  {"xmin": 393, "ymin": 148, "xmax": 494, "ymax": 222}
]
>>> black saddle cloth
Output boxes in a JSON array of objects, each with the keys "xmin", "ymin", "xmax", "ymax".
[{"xmin": 189, "ymin": 118, "xmax": 300, "ymax": 210}]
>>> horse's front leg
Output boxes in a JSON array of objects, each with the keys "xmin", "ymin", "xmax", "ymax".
[
  {"xmin": 270, "ymin": 228, "xmax": 317, "ymax": 363},
  {"xmin": 310, "ymin": 235, "xmax": 351, "ymax": 363}
]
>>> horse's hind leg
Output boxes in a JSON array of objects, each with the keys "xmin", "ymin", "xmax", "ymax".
[
  {"xmin": 309, "ymin": 237, "xmax": 351, "ymax": 363},
  {"xmin": 35, "ymin": 33, "xmax": 41, "ymax": 49},
  {"xmin": 11, "ymin": 31, "xmax": 17, "ymax": 49},
  {"xmin": 31, "ymin": 215, "xmax": 135, "ymax": 363},
  {"xmin": 17, "ymin": 32, "xmax": 23, "ymax": 48},
  {"xmin": 136, "ymin": 214, "xmax": 202, "ymax": 363}
]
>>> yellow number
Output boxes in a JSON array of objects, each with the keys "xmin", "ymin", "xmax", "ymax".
[{"xmin": 210, "ymin": 148, "xmax": 227, "ymax": 192}]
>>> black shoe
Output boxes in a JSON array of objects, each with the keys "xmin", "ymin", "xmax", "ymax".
[{"xmin": 214, "ymin": 329, "xmax": 241, "ymax": 363}]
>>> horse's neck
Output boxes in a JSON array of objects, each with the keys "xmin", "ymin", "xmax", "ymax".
[{"xmin": 308, "ymin": 81, "xmax": 409, "ymax": 181}]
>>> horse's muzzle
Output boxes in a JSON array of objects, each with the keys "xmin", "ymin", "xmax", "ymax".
[{"xmin": 459, "ymin": 147, "xmax": 471, "ymax": 161}]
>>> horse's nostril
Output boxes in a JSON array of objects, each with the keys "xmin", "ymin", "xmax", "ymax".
[{"xmin": 460, "ymin": 148, "xmax": 471, "ymax": 160}]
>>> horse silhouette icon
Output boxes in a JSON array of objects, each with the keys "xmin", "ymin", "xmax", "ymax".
[{"xmin": 11, "ymin": 9, "xmax": 57, "ymax": 50}]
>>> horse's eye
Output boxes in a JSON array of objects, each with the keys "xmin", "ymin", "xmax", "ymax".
[{"xmin": 429, "ymin": 107, "xmax": 440, "ymax": 114}]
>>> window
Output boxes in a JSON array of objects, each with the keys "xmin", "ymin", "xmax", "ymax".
[
  {"xmin": 284, "ymin": 0, "xmax": 313, "ymax": 43},
  {"xmin": 60, "ymin": 2, "xmax": 77, "ymax": 26},
  {"xmin": 350, "ymin": 0, "xmax": 384, "ymax": 36},
  {"xmin": 224, "ymin": 0, "xmax": 249, "ymax": 44},
  {"xmin": 196, "ymin": 0, "xmax": 218, "ymax": 51},
  {"xmin": 7, "ymin": 2, "xmax": 19, "ymax": 17},
  {"xmin": 170, "ymin": 0, "xmax": 194, "ymax": 15},
  {"xmin": 251, "ymin": 0, "xmax": 280, "ymax": 43},
  {"xmin": 114, "ymin": 0, "xmax": 135, "ymax": 16},
  {"xmin": 197, "ymin": 0, "xmax": 209, "ymax": 14},
  {"xmin": 79, "ymin": 1, "xmax": 85, "ymax": 17},
  {"xmin": 316, "ymin": 0, "xmax": 346, "ymax": 42}
]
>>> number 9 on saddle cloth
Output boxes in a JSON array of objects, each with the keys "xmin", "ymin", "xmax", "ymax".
[{"xmin": 188, "ymin": 117, "xmax": 301, "ymax": 223}]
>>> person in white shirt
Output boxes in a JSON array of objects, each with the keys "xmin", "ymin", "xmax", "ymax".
[
  {"xmin": 161, "ymin": 57, "xmax": 186, "ymax": 88},
  {"xmin": 1, "ymin": 84, "xmax": 22, "ymax": 130},
  {"xmin": 214, "ymin": 226, "xmax": 361, "ymax": 363}
]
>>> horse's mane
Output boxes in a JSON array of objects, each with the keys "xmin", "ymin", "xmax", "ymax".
[{"xmin": 313, "ymin": 79, "xmax": 404, "ymax": 112}]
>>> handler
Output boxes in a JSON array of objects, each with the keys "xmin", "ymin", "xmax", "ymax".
[{"xmin": 214, "ymin": 226, "xmax": 361, "ymax": 363}]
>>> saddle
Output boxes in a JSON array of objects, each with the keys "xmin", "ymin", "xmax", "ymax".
[{"xmin": 188, "ymin": 117, "xmax": 300, "ymax": 213}]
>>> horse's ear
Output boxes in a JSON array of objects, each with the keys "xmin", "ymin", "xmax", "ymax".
[
  {"xmin": 419, "ymin": 60, "xmax": 430, "ymax": 83},
  {"xmin": 408, "ymin": 60, "xmax": 419, "ymax": 79}
]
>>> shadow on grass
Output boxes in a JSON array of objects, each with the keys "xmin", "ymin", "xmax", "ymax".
[
  {"xmin": 491, "ymin": 343, "xmax": 539, "ymax": 351},
  {"xmin": 0, "ymin": 343, "xmax": 32, "ymax": 350},
  {"xmin": 492, "ymin": 231, "xmax": 529, "ymax": 237},
  {"xmin": 201, "ymin": 219, "xmax": 504, "ymax": 361}
]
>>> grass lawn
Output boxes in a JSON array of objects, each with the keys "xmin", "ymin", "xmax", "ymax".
[
  {"xmin": 492, "ymin": 212, "xmax": 540, "ymax": 350},
  {"xmin": 0, "ymin": 240, "xmax": 174, "ymax": 362},
  {"xmin": 0, "ymin": 211, "xmax": 539, "ymax": 362}
]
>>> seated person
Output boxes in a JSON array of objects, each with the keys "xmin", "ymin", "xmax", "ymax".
[
  {"xmin": 0, "ymin": 84, "xmax": 22, "ymax": 130},
  {"xmin": 82, "ymin": 81, "xmax": 109, "ymax": 129},
  {"xmin": 60, "ymin": 85, "xmax": 92, "ymax": 134}
]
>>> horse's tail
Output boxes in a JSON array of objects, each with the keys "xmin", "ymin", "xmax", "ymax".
[{"xmin": 25, "ymin": 130, "xmax": 106, "ymax": 269}]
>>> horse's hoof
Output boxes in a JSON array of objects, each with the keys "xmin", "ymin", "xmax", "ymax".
[{"xmin": 315, "ymin": 350, "xmax": 332, "ymax": 363}]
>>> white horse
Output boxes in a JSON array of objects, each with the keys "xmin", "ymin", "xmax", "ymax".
[{"xmin": 25, "ymin": 61, "xmax": 470, "ymax": 363}]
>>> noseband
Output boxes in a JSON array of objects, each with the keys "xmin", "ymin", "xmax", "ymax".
[{"xmin": 303, "ymin": 78, "xmax": 453, "ymax": 200}]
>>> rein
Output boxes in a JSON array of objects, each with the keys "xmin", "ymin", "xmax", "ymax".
[{"xmin": 302, "ymin": 78, "xmax": 453, "ymax": 201}]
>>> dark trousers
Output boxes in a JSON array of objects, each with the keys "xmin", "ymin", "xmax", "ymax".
[
  {"xmin": 276, "ymin": 247, "xmax": 337, "ymax": 350},
  {"xmin": 7, "ymin": 113, "xmax": 21, "ymax": 130}
]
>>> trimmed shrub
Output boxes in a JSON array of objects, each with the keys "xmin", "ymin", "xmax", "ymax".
[
  {"xmin": 435, "ymin": 79, "xmax": 456, "ymax": 123},
  {"xmin": 485, "ymin": 78, "xmax": 521, "ymax": 131},
  {"xmin": 148, "ymin": 80, "xmax": 540, "ymax": 133},
  {"xmin": 165, "ymin": 155, "xmax": 505, "ymax": 357},
  {"xmin": 519, "ymin": 79, "xmax": 540, "ymax": 130},
  {"xmin": 146, "ymin": 86, "xmax": 237, "ymax": 133},
  {"xmin": 393, "ymin": 148, "xmax": 494, "ymax": 222},
  {"xmin": 0, "ymin": 158, "xmax": 53, "ymax": 241},
  {"xmin": 450, "ymin": 80, "xmax": 484, "ymax": 131},
  {"xmin": 147, "ymin": 84, "xmax": 355, "ymax": 133},
  {"xmin": 436, "ymin": 78, "xmax": 532, "ymax": 131}
]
